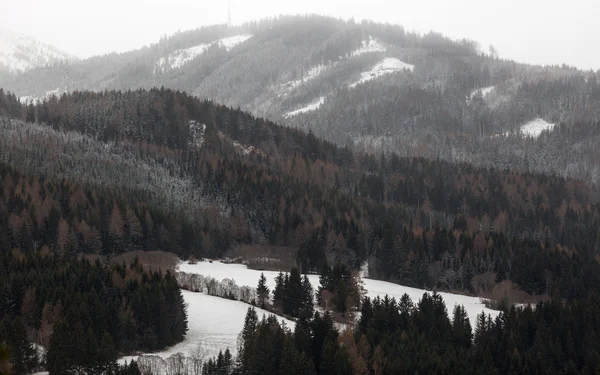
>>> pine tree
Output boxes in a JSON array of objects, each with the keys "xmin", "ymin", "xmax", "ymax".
[
  {"xmin": 286, "ymin": 268, "xmax": 304, "ymax": 317},
  {"xmin": 452, "ymin": 305, "xmax": 472, "ymax": 348},
  {"xmin": 300, "ymin": 275, "xmax": 314, "ymax": 319},
  {"xmin": 98, "ymin": 332, "xmax": 118, "ymax": 373},
  {"xmin": 257, "ymin": 273, "xmax": 270, "ymax": 308},
  {"xmin": 273, "ymin": 272, "xmax": 285, "ymax": 311},
  {"xmin": 7, "ymin": 318, "xmax": 36, "ymax": 375},
  {"xmin": 238, "ymin": 307, "xmax": 258, "ymax": 374}
]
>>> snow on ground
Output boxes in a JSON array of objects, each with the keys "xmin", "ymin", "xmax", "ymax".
[
  {"xmin": 349, "ymin": 58, "xmax": 414, "ymax": 88},
  {"xmin": 188, "ymin": 121, "xmax": 206, "ymax": 149},
  {"xmin": 351, "ymin": 37, "xmax": 387, "ymax": 57},
  {"xmin": 19, "ymin": 88, "xmax": 62, "ymax": 104},
  {"xmin": 179, "ymin": 260, "xmax": 499, "ymax": 327},
  {"xmin": 217, "ymin": 35, "xmax": 253, "ymax": 51},
  {"xmin": 279, "ymin": 37, "xmax": 386, "ymax": 91},
  {"xmin": 281, "ymin": 64, "xmax": 330, "ymax": 90},
  {"xmin": 0, "ymin": 27, "xmax": 76, "ymax": 73},
  {"xmin": 120, "ymin": 291, "xmax": 294, "ymax": 365},
  {"xmin": 468, "ymin": 86, "xmax": 495, "ymax": 99},
  {"xmin": 285, "ymin": 96, "xmax": 326, "ymax": 117},
  {"xmin": 520, "ymin": 118, "xmax": 556, "ymax": 138},
  {"xmin": 156, "ymin": 35, "xmax": 252, "ymax": 71}
]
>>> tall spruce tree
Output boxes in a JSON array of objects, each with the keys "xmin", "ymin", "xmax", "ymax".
[{"xmin": 257, "ymin": 273, "xmax": 270, "ymax": 308}]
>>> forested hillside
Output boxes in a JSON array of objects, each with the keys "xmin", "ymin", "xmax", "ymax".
[
  {"xmin": 199, "ymin": 293, "xmax": 600, "ymax": 375},
  {"xmin": 3, "ymin": 16, "xmax": 599, "ymax": 185},
  {"xmin": 0, "ymin": 251, "xmax": 185, "ymax": 374},
  {"xmin": 1, "ymin": 87, "xmax": 600, "ymax": 304}
]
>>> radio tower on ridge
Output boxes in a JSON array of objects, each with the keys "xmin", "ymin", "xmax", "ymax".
[{"xmin": 228, "ymin": 0, "xmax": 232, "ymax": 27}]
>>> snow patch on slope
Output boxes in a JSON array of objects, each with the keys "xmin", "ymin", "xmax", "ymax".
[
  {"xmin": 351, "ymin": 37, "xmax": 387, "ymax": 57},
  {"xmin": 180, "ymin": 260, "xmax": 499, "ymax": 328},
  {"xmin": 119, "ymin": 291, "xmax": 294, "ymax": 366},
  {"xmin": 156, "ymin": 34, "xmax": 252, "ymax": 72},
  {"xmin": 0, "ymin": 27, "xmax": 76, "ymax": 74},
  {"xmin": 188, "ymin": 121, "xmax": 206, "ymax": 149},
  {"xmin": 279, "ymin": 37, "xmax": 387, "ymax": 91},
  {"xmin": 281, "ymin": 64, "xmax": 330, "ymax": 90},
  {"xmin": 520, "ymin": 118, "xmax": 555, "ymax": 138},
  {"xmin": 218, "ymin": 35, "xmax": 253, "ymax": 51},
  {"xmin": 349, "ymin": 58, "xmax": 414, "ymax": 88},
  {"xmin": 285, "ymin": 96, "xmax": 326, "ymax": 117},
  {"xmin": 468, "ymin": 86, "xmax": 495, "ymax": 100},
  {"xmin": 19, "ymin": 88, "xmax": 61, "ymax": 104}
]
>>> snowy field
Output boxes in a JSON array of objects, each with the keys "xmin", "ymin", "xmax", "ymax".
[
  {"xmin": 285, "ymin": 97, "xmax": 326, "ymax": 117},
  {"xmin": 351, "ymin": 37, "xmax": 387, "ymax": 57},
  {"xmin": 349, "ymin": 58, "xmax": 414, "ymax": 88},
  {"xmin": 156, "ymin": 34, "xmax": 252, "ymax": 71},
  {"xmin": 120, "ymin": 291, "xmax": 294, "ymax": 365},
  {"xmin": 468, "ymin": 86, "xmax": 495, "ymax": 99},
  {"xmin": 520, "ymin": 118, "xmax": 556, "ymax": 137},
  {"xmin": 179, "ymin": 260, "xmax": 499, "ymax": 326},
  {"xmin": 280, "ymin": 36, "xmax": 387, "ymax": 90}
]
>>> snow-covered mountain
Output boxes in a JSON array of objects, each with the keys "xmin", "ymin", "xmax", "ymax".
[{"xmin": 0, "ymin": 27, "xmax": 77, "ymax": 74}]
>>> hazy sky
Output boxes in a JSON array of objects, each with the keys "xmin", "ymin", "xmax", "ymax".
[{"xmin": 2, "ymin": 0, "xmax": 599, "ymax": 70}]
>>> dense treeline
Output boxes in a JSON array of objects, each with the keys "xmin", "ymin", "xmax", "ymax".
[
  {"xmin": 0, "ymin": 251, "xmax": 186, "ymax": 374},
  {"xmin": 199, "ymin": 291, "xmax": 600, "ymax": 375},
  {"xmin": 272, "ymin": 268, "xmax": 314, "ymax": 318},
  {"xmin": 1, "ymin": 87, "xmax": 600, "ymax": 303}
]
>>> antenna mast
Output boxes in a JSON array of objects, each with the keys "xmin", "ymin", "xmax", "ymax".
[{"xmin": 228, "ymin": 0, "xmax": 232, "ymax": 27}]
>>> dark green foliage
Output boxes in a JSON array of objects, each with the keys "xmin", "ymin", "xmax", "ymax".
[
  {"xmin": 256, "ymin": 273, "xmax": 269, "ymax": 308},
  {"xmin": 0, "ymin": 251, "xmax": 186, "ymax": 375},
  {"xmin": 317, "ymin": 263, "xmax": 363, "ymax": 315},
  {"xmin": 271, "ymin": 269, "xmax": 314, "ymax": 318},
  {"xmin": 0, "ymin": 317, "xmax": 36, "ymax": 375}
]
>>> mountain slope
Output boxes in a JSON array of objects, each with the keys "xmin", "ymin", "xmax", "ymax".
[
  {"xmin": 0, "ymin": 27, "xmax": 77, "ymax": 74},
  {"xmin": 2, "ymin": 16, "xmax": 598, "ymax": 187},
  {"xmin": 1, "ymin": 87, "xmax": 600, "ymax": 302}
]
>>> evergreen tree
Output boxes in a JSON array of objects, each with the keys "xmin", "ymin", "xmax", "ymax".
[
  {"xmin": 300, "ymin": 275, "xmax": 315, "ymax": 319},
  {"xmin": 257, "ymin": 273, "xmax": 270, "ymax": 308},
  {"xmin": 6, "ymin": 318, "xmax": 36, "ymax": 375},
  {"xmin": 273, "ymin": 272, "xmax": 285, "ymax": 311},
  {"xmin": 238, "ymin": 307, "xmax": 258, "ymax": 374},
  {"xmin": 451, "ymin": 305, "xmax": 472, "ymax": 348}
]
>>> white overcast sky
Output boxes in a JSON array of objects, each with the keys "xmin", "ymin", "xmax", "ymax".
[{"xmin": 2, "ymin": 0, "xmax": 599, "ymax": 70}]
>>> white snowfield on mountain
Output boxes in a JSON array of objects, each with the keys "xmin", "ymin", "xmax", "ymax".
[
  {"xmin": 0, "ymin": 27, "xmax": 76, "ymax": 73},
  {"xmin": 519, "ymin": 118, "xmax": 556, "ymax": 138},
  {"xmin": 280, "ymin": 36, "xmax": 388, "ymax": 90},
  {"xmin": 285, "ymin": 96, "xmax": 326, "ymax": 117},
  {"xmin": 351, "ymin": 37, "xmax": 387, "ymax": 57},
  {"xmin": 156, "ymin": 34, "xmax": 253, "ymax": 71},
  {"xmin": 349, "ymin": 57, "xmax": 415, "ymax": 88},
  {"xmin": 468, "ymin": 86, "xmax": 495, "ymax": 99}
]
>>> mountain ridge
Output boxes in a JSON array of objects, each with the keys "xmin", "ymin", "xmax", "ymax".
[{"xmin": 0, "ymin": 27, "xmax": 77, "ymax": 74}]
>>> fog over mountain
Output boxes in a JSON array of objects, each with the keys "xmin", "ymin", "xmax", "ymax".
[
  {"xmin": 2, "ymin": 16, "xmax": 599, "ymax": 185},
  {"xmin": 2, "ymin": 5, "xmax": 600, "ymax": 375}
]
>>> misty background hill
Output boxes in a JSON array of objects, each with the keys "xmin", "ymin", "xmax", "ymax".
[{"xmin": 1, "ymin": 15, "xmax": 600, "ymax": 185}]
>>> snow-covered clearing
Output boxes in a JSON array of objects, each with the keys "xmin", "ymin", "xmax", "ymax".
[
  {"xmin": 120, "ymin": 291, "xmax": 294, "ymax": 365},
  {"xmin": 218, "ymin": 35, "xmax": 253, "ymax": 51},
  {"xmin": 188, "ymin": 121, "xmax": 206, "ymax": 149},
  {"xmin": 468, "ymin": 86, "xmax": 495, "ymax": 99},
  {"xmin": 349, "ymin": 58, "xmax": 414, "ymax": 88},
  {"xmin": 156, "ymin": 35, "xmax": 252, "ymax": 71},
  {"xmin": 351, "ymin": 37, "xmax": 387, "ymax": 57},
  {"xmin": 19, "ymin": 88, "xmax": 61, "ymax": 104},
  {"xmin": 281, "ymin": 64, "xmax": 330, "ymax": 90},
  {"xmin": 179, "ymin": 260, "xmax": 499, "ymax": 326},
  {"xmin": 285, "ymin": 96, "xmax": 326, "ymax": 117},
  {"xmin": 279, "ymin": 36, "xmax": 386, "ymax": 90},
  {"xmin": 520, "ymin": 118, "xmax": 555, "ymax": 137}
]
